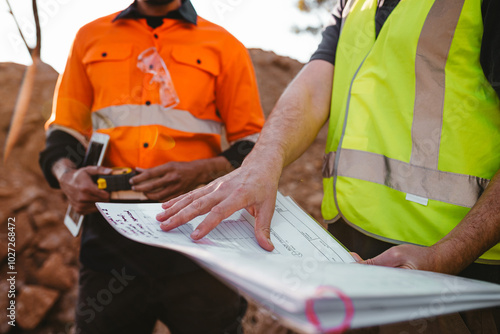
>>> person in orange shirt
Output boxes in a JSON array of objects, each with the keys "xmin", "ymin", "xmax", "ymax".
[{"xmin": 39, "ymin": 0, "xmax": 264, "ymax": 333}]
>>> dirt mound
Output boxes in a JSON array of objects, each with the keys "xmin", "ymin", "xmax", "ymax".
[
  {"xmin": 0, "ymin": 61, "xmax": 79, "ymax": 334},
  {"xmin": 249, "ymin": 49, "xmax": 328, "ymax": 222},
  {"xmin": 0, "ymin": 49, "xmax": 326, "ymax": 333}
]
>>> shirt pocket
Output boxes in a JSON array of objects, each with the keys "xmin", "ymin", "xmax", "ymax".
[
  {"xmin": 169, "ymin": 47, "xmax": 221, "ymax": 117},
  {"xmin": 170, "ymin": 47, "xmax": 220, "ymax": 77},
  {"xmin": 83, "ymin": 44, "xmax": 133, "ymax": 104}
]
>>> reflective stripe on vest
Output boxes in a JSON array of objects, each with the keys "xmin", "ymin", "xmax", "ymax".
[
  {"xmin": 322, "ymin": 0, "xmax": 500, "ymax": 263},
  {"xmin": 91, "ymin": 104, "xmax": 223, "ymax": 135},
  {"xmin": 410, "ymin": 0, "xmax": 463, "ymax": 170},
  {"xmin": 323, "ymin": 150, "xmax": 489, "ymax": 208}
]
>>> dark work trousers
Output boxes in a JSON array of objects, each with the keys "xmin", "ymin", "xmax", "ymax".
[
  {"xmin": 74, "ymin": 211, "xmax": 247, "ymax": 334},
  {"xmin": 75, "ymin": 264, "xmax": 247, "ymax": 334},
  {"xmin": 328, "ymin": 219, "xmax": 500, "ymax": 334}
]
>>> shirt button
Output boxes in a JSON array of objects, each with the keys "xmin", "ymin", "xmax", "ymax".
[
  {"xmin": 154, "ymin": 33, "xmax": 159, "ymax": 39},
  {"xmin": 102, "ymin": 52, "xmax": 107, "ymax": 57},
  {"xmin": 145, "ymin": 101, "xmax": 151, "ymax": 106},
  {"xmin": 143, "ymin": 143, "xmax": 149, "ymax": 148},
  {"xmin": 197, "ymin": 59, "xmax": 201, "ymax": 64}
]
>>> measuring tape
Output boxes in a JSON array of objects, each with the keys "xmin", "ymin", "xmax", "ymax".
[{"xmin": 96, "ymin": 167, "xmax": 136, "ymax": 192}]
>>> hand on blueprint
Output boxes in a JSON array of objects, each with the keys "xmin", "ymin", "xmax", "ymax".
[
  {"xmin": 156, "ymin": 159, "xmax": 281, "ymax": 251},
  {"xmin": 362, "ymin": 244, "xmax": 441, "ymax": 272}
]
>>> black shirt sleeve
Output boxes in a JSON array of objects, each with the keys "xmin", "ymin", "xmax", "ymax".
[
  {"xmin": 481, "ymin": 0, "xmax": 500, "ymax": 99},
  {"xmin": 39, "ymin": 130, "xmax": 86, "ymax": 188},
  {"xmin": 309, "ymin": 0, "xmax": 345, "ymax": 65}
]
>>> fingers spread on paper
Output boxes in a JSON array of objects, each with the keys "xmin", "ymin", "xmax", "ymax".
[
  {"xmin": 157, "ymin": 189, "xmax": 205, "ymax": 222},
  {"xmin": 156, "ymin": 187, "xmax": 223, "ymax": 231},
  {"xmin": 191, "ymin": 197, "xmax": 244, "ymax": 240},
  {"xmin": 160, "ymin": 185, "xmax": 206, "ymax": 212},
  {"xmin": 155, "ymin": 163, "xmax": 280, "ymax": 252}
]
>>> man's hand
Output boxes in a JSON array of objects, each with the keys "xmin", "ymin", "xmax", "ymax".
[
  {"xmin": 130, "ymin": 157, "xmax": 232, "ymax": 202},
  {"xmin": 154, "ymin": 60, "xmax": 334, "ymax": 252},
  {"xmin": 155, "ymin": 160, "xmax": 280, "ymax": 252},
  {"xmin": 362, "ymin": 244, "xmax": 443, "ymax": 272},
  {"xmin": 57, "ymin": 165, "xmax": 112, "ymax": 215}
]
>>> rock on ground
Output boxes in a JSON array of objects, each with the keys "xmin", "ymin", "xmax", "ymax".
[{"xmin": 17, "ymin": 285, "xmax": 59, "ymax": 330}]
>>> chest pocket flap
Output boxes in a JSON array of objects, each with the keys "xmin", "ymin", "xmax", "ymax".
[
  {"xmin": 83, "ymin": 44, "xmax": 133, "ymax": 64},
  {"xmin": 171, "ymin": 47, "xmax": 220, "ymax": 76}
]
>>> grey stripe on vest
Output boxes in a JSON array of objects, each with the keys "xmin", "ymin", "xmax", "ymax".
[
  {"xmin": 410, "ymin": 0, "xmax": 465, "ymax": 169},
  {"xmin": 325, "ymin": 149, "xmax": 489, "ymax": 208},
  {"xmin": 91, "ymin": 105, "xmax": 223, "ymax": 135}
]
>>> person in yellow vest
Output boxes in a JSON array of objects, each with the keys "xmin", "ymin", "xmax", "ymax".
[{"xmin": 157, "ymin": 0, "xmax": 500, "ymax": 331}]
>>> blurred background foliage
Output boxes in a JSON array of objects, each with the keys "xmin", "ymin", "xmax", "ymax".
[
  {"xmin": 294, "ymin": 0, "xmax": 337, "ymax": 34},
  {"xmin": 297, "ymin": 0, "xmax": 337, "ymax": 12}
]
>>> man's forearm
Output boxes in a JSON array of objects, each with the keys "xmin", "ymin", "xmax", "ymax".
[
  {"xmin": 244, "ymin": 60, "xmax": 334, "ymax": 172},
  {"xmin": 432, "ymin": 169, "xmax": 500, "ymax": 273}
]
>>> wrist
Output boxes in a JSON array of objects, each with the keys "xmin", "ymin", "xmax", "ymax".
[
  {"xmin": 242, "ymin": 146, "xmax": 284, "ymax": 182},
  {"xmin": 52, "ymin": 159, "xmax": 77, "ymax": 183},
  {"xmin": 429, "ymin": 240, "xmax": 471, "ymax": 275}
]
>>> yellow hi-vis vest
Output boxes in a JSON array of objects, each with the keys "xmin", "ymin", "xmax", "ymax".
[{"xmin": 322, "ymin": 0, "xmax": 500, "ymax": 263}]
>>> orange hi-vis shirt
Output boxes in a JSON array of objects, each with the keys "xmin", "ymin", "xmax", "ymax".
[{"xmin": 46, "ymin": 11, "xmax": 264, "ymax": 169}]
